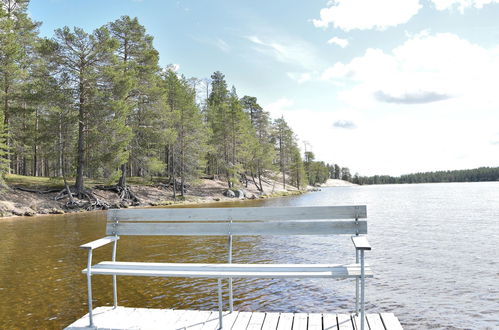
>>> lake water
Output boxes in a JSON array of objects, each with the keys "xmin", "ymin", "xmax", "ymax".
[{"xmin": 0, "ymin": 182, "xmax": 498, "ymax": 329}]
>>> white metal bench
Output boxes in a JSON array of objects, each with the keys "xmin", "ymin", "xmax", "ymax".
[{"xmin": 80, "ymin": 205, "xmax": 372, "ymax": 329}]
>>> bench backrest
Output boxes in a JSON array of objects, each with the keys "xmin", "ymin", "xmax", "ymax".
[{"xmin": 106, "ymin": 205, "xmax": 367, "ymax": 236}]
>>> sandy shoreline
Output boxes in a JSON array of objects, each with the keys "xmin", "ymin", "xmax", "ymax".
[
  {"xmin": 0, "ymin": 177, "xmax": 304, "ymax": 219},
  {"xmin": 320, "ymin": 179, "xmax": 358, "ymax": 187}
]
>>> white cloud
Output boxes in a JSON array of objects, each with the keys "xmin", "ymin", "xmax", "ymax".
[
  {"xmin": 166, "ymin": 63, "xmax": 180, "ymax": 72},
  {"xmin": 431, "ymin": 0, "xmax": 499, "ymax": 12},
  {"xmin": 322, "ymin": 32, "xmax": 499, "ymax": 107},
  {"xmin": 264, "ymin": 98, "xmax": 294, "ymax": 117},
  {"xmin": 302, "ymin": 31, "xmax": 499, "ymax": 175},
  {"xmin": 327, "ymin": 37, "xmax": 349, "ymax": 48},
  {"xmin": 245, "ymin": 35, "xmax": 322, "ymax": 70},
  {"xmin": 333, "ymin": 120, "xmax": 357, "ymax": 129},
  {"xmin": 287, "ymin": 72, "xmax": 312, "ymax": 84},
  {"xmin": 312, "ymin": 0, "xmax": 422, "ymax": 31}
]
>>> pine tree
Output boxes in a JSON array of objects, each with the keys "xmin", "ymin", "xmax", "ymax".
[
  {"xmin": 50, "ymin": 26, "xmax": 117, "ymax": 195},
  {"xmin": 0, "ymin": 0, "xmax": 40, "ymax": 176},
  {"xmin": 163, "ymin": 69, "xmax": 207, "ymax": 198},
  {"xmin": 241, "ymin": 95, "xmax": 275, "ymax": 192},
  {"xmin": 290, "ymin": 146, "xmax": 307, "ymax": 189},
  {"xmin": 107, "ymin": 16, "xmax": 159, "ymax": 193},
  {"xmin": 206, "ymin": 71, "xmax": 231, "ymax": 185},
  {"xmin": 272, "ymin": 116, "xmax": 295, "ymax": 189}
]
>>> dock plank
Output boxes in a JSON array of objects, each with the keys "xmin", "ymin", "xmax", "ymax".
[
  {"xmin": 292, "ymin": 313, "xmax": 308, "ymax": 330},
  {"xmin": 337, "ymin": 314, "xmax": 353, "ymax": 330},
  {"xmin": 276, "ymin": 313, "xmax": 294, "ymax": 330},
  {"xmin": 64, "ymin": 308, "xmax": 404, "ymax": 330},
  {"xmin": 308, "ymin": 313, "xmax": 322, "ymax": 330},
  {"xmin": 188, "ymin": 311, "xmax": 217, "ymax": 330},
  {"xmin": 323, "ymin": 314, "xmax": 338, "ymax": 330},
  {"xmin": 352, "ymin": 313, "xmax": 367, "ymax": 330},
  {"xmin": 261, "ymin": 313, "xmax": 280, "ymax": 330},
  {"xmin": 201, "ymin": 311, "xmax": 239, "ymax": 330},
  {"xmin": 247, "ymin": 312, "xmax": 266, "ymax": 330},
  {"xmin": 366, "ymin": 314, "xmax": 385, "ymax": 330},
  {"xmin": 380, "ymin": 313, "xmax": 403, "ymax": 330},
  {"xmin": 231, "ymin": 311, "xmax": 252, "ymax": 330},
  {"xmin": 174, "ymin": 310, "xmax": 212, "ymax": 329}
]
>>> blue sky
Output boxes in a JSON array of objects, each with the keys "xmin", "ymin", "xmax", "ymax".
[{"xmin": 29, "ymin": 0, "xmax": 499, "ymax": 176}]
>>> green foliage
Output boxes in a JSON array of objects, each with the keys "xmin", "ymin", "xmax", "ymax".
[
  {"xmin": 0, "ymin": 6, "xmax": 336, "ymax": 195},
  {"xmin": 355, "ymin": 167, "xmax": 499, "ymax": 185}
]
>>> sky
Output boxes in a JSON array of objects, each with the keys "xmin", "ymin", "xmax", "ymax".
[{"xmin": 29, "ymin": 0, "xmax": 499, "ymax": 176}]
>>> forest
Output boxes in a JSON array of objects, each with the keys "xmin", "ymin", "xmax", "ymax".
[
  {"xmin": 0, "ymin": 1, "xmax": 343, "ymax": 207},
  {"xmin": 352, "ymin": 167, "xmax": 499, "ymax": 185}
]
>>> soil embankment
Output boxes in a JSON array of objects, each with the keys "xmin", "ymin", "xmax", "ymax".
[
  {"xmin": 321, "ymin": 179, "xmax": 358, "ymax": 187},
  {"xmin": 0, "ymin": 176, "xmax": 303, "ymax": 218}
]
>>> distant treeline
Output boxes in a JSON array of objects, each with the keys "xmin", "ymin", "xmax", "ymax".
[{"xmin": 351, "ymin": 167, "xmax": 499, "ymax": 185}]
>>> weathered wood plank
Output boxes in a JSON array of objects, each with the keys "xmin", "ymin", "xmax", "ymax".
[
  {"xmin": 108, "ymin": 206, "xmax": 367, "ymax": 222},
  {"xmin": 231, "ymin": 311, "xmax": 252, "ymax": 330},
  {"xmin": 167, "ymin": 310, "xmax": 190, "ymax": 328},
  {"xmin": 187, "ymin": 311, "xmax": 217, "ymax": 330},
  {"xmin": 173, "ymin": 310, "xmax": 212, "ymax": 329},
  {"xmin": 276, "ymin": 313, "xmax": 294, "ymax": 330},
  {"xmin": 308, "ymin": 313, "xmax": 323, "ymax": 330},
  {"xmin": 106, "ymin": 220, "xmax": 367, "ymax": 236},
  {"xmin": 261, "ymin": 313, "xmax": 280, "ymax": 330},
  {"xmin": 84, "ymin": 261, "xmax": 373, "ymax": 278},
  {"xmin": 366, "ymin": 314, "xmax": 385, "ymax": 330},
  {"xmin": 379, "ymin": 313, "xmax": 403, "ymax": 330},
  {"xmin": 247, "ymin": 312, "xmax": 266, "ymax": 330},
  {"xmin": 352, "ymin": 313, "xmax": 367, "ymax": 330},
  {"xmin": 323, "ymin": 313, "xmax": 338, "ymax": 330},
  {"xmin": 201, "ymin": 311, "xmax": 239, "ymax": 330},
  {"xmin": 292, "ymin": 313, "xmax": 308, "ymax": 330},
  {"xmin": 337, "ymin": 314, "xmax": 353, "ymax": 330},
  {"xmin": 80, "ymin": 236, "xmax": 118, "ymax": 250},
  {"xmin": 65, "ymin": 308, "xmax": 403, "ymax": 330},
  {"xmin": 351, "ymin": 236, "xmax": 371, "ymax": 251}
]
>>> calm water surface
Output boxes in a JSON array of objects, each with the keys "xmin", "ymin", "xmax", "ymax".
[{"xmin": 1, "ymin": 182, "xmax": 498, "ymax": 329}]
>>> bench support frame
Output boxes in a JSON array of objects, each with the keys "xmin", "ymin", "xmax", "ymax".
[{"xmin": 80, "ymin": 206, "xmax": 370, "ymax": 330}]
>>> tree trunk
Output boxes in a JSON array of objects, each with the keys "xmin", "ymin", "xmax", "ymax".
[
  {"xmin": 118, "ymin": 163, "xmax": 126, "ymax": 187},
  {"xmin": 172, "ymin": 146, "xmax": 176, "ymax": 200},
  {"xmin": 75, "ymin": 77, "xmax": 85, "ymax": 194},
  {"xmin": 58, "ymin": 116, "xmax": 64, "ymax": 177},
  {"xmin": 33, "ymin": 107, "xmax": 39, "ymax": 176},
  {"xmin": 3, "ymin": 78, "xmax": 11, "ymax": 174}
]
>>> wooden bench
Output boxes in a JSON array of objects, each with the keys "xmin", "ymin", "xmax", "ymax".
[{"xmin": 80, "ymin": 205, "xmax": 372, "ymax": 329}]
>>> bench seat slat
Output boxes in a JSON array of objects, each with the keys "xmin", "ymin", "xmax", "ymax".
[
  {"xmin": 106, "ymin": 220, "xmax": 367, "ymax": 236},
  {"xmin": 83, "ymin": 261, "xmax": 373, "ymax": 278},
  {"xmin": 108, "ymin": 206, "xmax": 367, "ymax": 222}
]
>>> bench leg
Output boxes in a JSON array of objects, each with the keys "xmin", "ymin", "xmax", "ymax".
[
  {"xmin": 86, "ymin": 250, "xmax": 94, "ymax": 327},
  {"xmin": 228, "ymin": 278, "xmax": 233, "ymax": 313},
  {"xmin": 112, "ymin": 239, "xmax": 118, "ymax": 308},
  {"xmin": 112, "ymin": 275, "xmax": 117, "ymax": 308},
  {"xmin": 355, "ymin": 249, "xmax": 359, "ymax": 315},
  {"xmin": 360, "ymin": 249, "xmax": 365, "ymax": 330},
  {"xmin": 217, "ymin": 278, "xmax": 223, "ymax": 329},
  {"xmin": 228, "ymin": 234, "xmax": 234, "ymax": 313}
]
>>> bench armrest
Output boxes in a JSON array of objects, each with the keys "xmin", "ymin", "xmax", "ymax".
[
  {"xmin": 80, "ymin": 236, "xmax": 119, "ymax": 250},
  {"xmin": 351, "ymin": 236, "xmax": 371, "ymax": 250}
]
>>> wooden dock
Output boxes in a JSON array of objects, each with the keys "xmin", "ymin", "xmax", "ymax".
[{"xmin": 65, "ymin": 306, "xmax": 403, "ymax": 330}]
